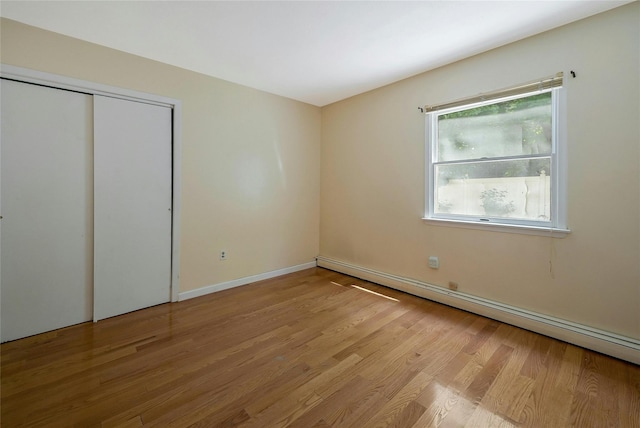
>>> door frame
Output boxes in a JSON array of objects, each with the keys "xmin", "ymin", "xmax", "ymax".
[{"xmin": 0, "ymin": 64, "xmax": 182, "ymax": 303}]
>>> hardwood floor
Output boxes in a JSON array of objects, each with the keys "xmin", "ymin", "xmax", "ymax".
[{"xmin": 1, "ymin": 267, "xmax": 638, "ymax": 427}]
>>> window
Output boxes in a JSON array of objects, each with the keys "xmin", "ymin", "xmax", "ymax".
[{"xmin": 425, "ymin": 74, "xmax": 568, "ymax": 234}]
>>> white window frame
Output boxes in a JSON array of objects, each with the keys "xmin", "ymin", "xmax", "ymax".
[{"xmin": 424, "ymin": 87, "xmax": 570, "ymax": 237}]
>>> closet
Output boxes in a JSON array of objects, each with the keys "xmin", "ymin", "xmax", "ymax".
[{"xmin": 0, "ymin": 76, "xmax": 175, "ymax": 342}]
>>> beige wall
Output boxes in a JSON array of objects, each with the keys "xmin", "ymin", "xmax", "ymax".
[
  {"xmin": 320, "ymin": 3, "xmax": 639, "ymax": 339},
  {"xmin": 0, "ymin": 18, "xmax": 321, "ymax": 293},
  {"xmin": 2, "ymin": 4, "xmax": 638, "ymax": 341}
]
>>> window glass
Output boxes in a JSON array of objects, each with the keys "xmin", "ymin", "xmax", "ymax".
[
  {"xmin": 427, "ymin": 89, "xmax": 563, "ymax": 229},
  {"xmin": 437, "ymin": 92, "xmax": 552, "ymax": 161}
]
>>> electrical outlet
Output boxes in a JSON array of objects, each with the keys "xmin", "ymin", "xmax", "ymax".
[
  {"xmin": 220, "ymin": 250, "xmax": 228, "ymax": 261},
  {"xmin": 448, "ymin": 281, "xmax": 459, "ymax": 291},
  {"xmin": 428, "ymin": 256, "xmax": 439, "ymax": 269}
]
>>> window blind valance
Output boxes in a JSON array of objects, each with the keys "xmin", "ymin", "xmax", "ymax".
[{"xmin": 423, "ymin": 72, "xmax": 564, "ymax": 113}]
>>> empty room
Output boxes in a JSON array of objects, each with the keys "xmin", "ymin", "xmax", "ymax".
[{"xmin": 0, "ymin": 1, "xmax": 638, "ymax": 427}]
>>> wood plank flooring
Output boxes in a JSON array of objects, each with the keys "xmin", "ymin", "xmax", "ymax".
[{"xmin": 1, "ymin": 267, "xmax": 639, "ymax": 427}]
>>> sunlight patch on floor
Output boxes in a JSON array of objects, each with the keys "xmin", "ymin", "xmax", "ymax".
[{"xmin": 350, "ymin": 284, "xmax": 399, "ymax": 302}]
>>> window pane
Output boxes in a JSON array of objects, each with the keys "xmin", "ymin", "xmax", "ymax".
[
  {"xmin": 434, "ymin": 158, "xmax": 551, "ymax": 221},
  {"xmin": 437, "ymin": 92, "xmax": 552, "ymax": 162}
]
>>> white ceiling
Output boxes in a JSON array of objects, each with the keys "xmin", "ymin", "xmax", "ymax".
[{"xmin": 0, "ymin": 1, "xmax": 632, "ymax": 106}]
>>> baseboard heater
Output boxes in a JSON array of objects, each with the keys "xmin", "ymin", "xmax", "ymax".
[{"xmin": 316, "ymin": 256, "xmax": 640, "ymax": 365}]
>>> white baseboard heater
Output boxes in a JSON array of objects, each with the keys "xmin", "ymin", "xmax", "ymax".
[{"xmin": 316, "ymin": 256, "xmax": 640, "ymax": 365}]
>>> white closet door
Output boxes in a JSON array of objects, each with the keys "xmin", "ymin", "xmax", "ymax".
[
  {"xmin": 0, "ymin": 79, "xmax": 93, "ymax": 342},
  {"xmin": 93, "ymin": 96, "xmax": 172, "ymax": 321}
]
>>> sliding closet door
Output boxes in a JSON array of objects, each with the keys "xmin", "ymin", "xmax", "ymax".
[
  {"xmin": 93, "ymin": 96, "xmax": 172, "ymax": 321},
  {"xmin": 0, "ymin": 79, "xmax": 93, "ymax": 342}
]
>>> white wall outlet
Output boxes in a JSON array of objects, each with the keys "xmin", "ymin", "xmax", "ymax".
[
  {"xmin": 220, "ymin": 250, "xmax": 228, "ymax": 261},
  {"xmin": 428, "ymin": 256, "xmax": 439, "ymax": 269}
]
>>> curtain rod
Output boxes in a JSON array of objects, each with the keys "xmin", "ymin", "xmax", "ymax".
[{"xmin": 419, "ymin": 71, "xmax": 568, "ymax": 114}]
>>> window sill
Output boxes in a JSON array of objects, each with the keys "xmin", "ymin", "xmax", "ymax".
[{"xmin": 422, "ymin": 217, "xmax": 571, "ymax": 237}]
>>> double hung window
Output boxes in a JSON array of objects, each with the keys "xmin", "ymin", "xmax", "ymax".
[{"xmin": 425, "ymin": 74, "xmax": 568, "ymax": 233}]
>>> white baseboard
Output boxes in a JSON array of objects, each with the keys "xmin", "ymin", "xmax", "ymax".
[
  {"xmin": 316, "ymin": 256, "xmax": 640, "ymax": 365},
  {"xmin": 178, "ymin": 261, "xmax": 318, "ymax": 301}
]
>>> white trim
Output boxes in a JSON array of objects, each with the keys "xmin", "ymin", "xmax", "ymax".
[
  {"xmin": 425, "ymin": 111, "xmax": 435, "ymax": 217},
  {"xmin": 0, "ymin": 64, "xmax": 183, "ymax": 304},
  {"xmin": 422, "ymin": 217, "xmax": 570, "ymax": 237},
  {"xmin": 178, "ymin": 261, "xmax": 318, "ymax": 301},
  {"xmin": 555, "ymin": 87, "xmax": 569, "ymax": 229},
  {"xmin": 0, "ymin": 64, "xmax": 177, "ymax": 107},
  {"xmin": 170, "ymin": 105, "xmax": 183, "ymax": 303},
  {"xmin": 425, "ymin": 87, "xmax": 568, "ymax": 232},
  {"xmin": 316, "ymin": 256, "xmax": 640, "ymax": 364}
]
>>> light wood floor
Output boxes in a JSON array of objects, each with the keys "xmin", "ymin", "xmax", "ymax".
[{"xmin": 1, "ymin": 267, "xmax": 638, "ymax": 427}]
